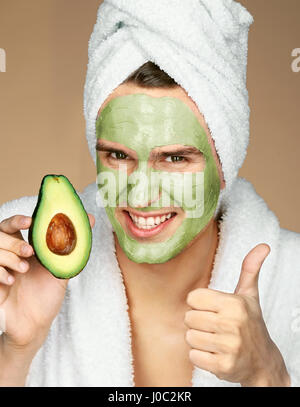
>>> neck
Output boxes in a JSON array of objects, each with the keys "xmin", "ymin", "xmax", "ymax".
[{"xmin": 114, "ymin": 218, "xmax": 220, "ymax": 317}]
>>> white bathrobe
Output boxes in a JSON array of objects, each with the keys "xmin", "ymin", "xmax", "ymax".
[{"xmin": 0, "ymin": 177, "xmax": 299, "ymax": 387}]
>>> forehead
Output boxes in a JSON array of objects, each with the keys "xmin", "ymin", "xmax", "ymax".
[{"xmin": 96, "ymin": 93, "xmax": 207, "ymax": 150}]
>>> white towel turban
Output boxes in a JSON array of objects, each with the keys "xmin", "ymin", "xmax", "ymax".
[{"xmin": 83, "ymin": 0, "xmax": 254, "ymax": 193}]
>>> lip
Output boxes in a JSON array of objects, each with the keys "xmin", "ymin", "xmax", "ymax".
[
  {"xmin": 125, "ymin": 208, "xmax": 178, "ymax": 218},
  {"xmin": 123, "ymin": 210, "xmax": 177, "ymax": 238}
]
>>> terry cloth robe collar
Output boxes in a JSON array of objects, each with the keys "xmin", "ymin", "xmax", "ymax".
[{"xmin": 23, "ymin": 177, "xmax": 281, "ymax": 387}]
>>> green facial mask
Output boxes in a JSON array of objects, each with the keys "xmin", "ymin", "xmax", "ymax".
[{"xmin": 96, "ymin": 94, "xmax": 220, "ymax": 263}]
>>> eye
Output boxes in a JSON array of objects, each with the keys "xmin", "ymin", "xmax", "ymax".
[
  {"xmin": 165, "ymin": 155, "xmax": 186, "ymax": 163},
  {"xmin": 110, "ymin": 151, "xmax": 129, "ymax": 160}
]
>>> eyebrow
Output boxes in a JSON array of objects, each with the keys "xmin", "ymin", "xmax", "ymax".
[
  {"xmin": 96, "ymin": 141, "xmax": 203, "ymax": 157},
  {"xmin": 96, "ymin": 140, "xmax": 129, "ymax": 154},
  {"xmin": 96, "ymin": 144, "xmax": 127, "ymax": 153},
  {"xmin": 150, "ymin": 147, "xmax": 202, "ymax": 159}
]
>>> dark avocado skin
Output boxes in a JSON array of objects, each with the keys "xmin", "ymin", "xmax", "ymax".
[
  {"xmin": 29, "ymin": 174, "xmax": 92, "ymax": 279},
  {"xmin": 28, "ymin": 175, "xmax": 46, "ymax": 251}
]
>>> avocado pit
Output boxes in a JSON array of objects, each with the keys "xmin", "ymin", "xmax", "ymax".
[{"xmin": 46, "ymin": 213, "xmax": 77, "ymax": 255}]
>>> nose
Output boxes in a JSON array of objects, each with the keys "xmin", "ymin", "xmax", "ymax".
[
  {"xmin": 127, "ymin": 161, "xmax": 161, "ymax": 208},
  {"xmin": 133, "ymin": 190, "xmax": 162, "ymax": 208}
]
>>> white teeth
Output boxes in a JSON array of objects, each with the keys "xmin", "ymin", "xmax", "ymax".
[
  {"xmin": 138, "ymin": 217, "xmax": 146, "ymax": 226},
  {"xmin": 129, "ymin": 212, "xmax": 173, "ymax": 230},
  {"xmin": 155, "ymin": 216, "xmax": 161, "ymax": 225},
  {"xmin": 146, "ymin": 217, "xmax": 155, "ymax": 226}
]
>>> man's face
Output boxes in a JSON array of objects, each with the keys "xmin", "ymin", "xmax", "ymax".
[{"xmin": 95, "ymin": 86, "xmax": 223, "ymax": 264}]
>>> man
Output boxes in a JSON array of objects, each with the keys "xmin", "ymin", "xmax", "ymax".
[{"xmin": 0, "ymin": 1, "xmax": 299, "ymax": 387}]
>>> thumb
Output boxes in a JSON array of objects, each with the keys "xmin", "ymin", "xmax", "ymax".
[{"xmin": 234, "ymin": 243, "xmax": 270, "ymax": 299}]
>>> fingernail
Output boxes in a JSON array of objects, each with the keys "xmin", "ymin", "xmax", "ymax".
[
  {"xmin": 19, "ymin": 261, "xmax": 28, "ymax": 272},
  {"xmin": 7, "ymin": 275, "xmax": 14, "ymax": 285},
  {"xmin": 21, "ymin": 244, "xmax": 32, "ymax": 256},
  {"xmin": 22, "ymin": 217, "xmax": 31, "ymax": 226}
]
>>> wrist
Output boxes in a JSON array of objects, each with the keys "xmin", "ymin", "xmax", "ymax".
[
  {"xmin": 241, "ymin": 344, "xmax": 291, "ymax": 387},
  {"xmin": 241, "ymin": 369, "xmax": 290, "ymax": 387},
  {"xmin": 0, "ymin": 335, "xmax": 36, "ymax": 386}
]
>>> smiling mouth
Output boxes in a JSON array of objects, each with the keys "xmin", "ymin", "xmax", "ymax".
[{"xmin": 123, "ymin": 210, "xmax": 177, "ymax": 238}]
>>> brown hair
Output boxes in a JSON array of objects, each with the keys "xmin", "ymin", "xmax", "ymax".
[{"xmin": 123, "ymin": 61, "xmax": 179, "ymax": 88}]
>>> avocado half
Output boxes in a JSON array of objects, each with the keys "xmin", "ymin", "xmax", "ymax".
[{"xmin": 29, "ymin": 175, "xmax": 92, "ymax": 279}]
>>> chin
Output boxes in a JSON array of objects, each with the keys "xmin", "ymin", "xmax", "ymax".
[{"xmin": 120, "ymin": 239, "xmax": 185, "ymax": 264}]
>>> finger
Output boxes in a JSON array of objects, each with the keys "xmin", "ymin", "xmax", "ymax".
[
  {"xmin": 0, "ymin": 266, "xmax": 15, "ymax": 285},
  {"xmin": 0, "ymin": 249, "xmax": 29, "ymax": 274},
  {"xmin": 234, "ymin": 243, "xmax": 270, "ymax": 299},
  {"xmin": 0, "ymin": 231, "xmax": 34, "ymax": 258},
  {"xmin": 87, "ymin": 213, "xmax": 95, "ymax": 228},
  {"xmin": 0, "ymin": 215, "xmax": 31, "ymax": 235},
  {"xmin": 189, "ymin": 349, "xmax": 218, "ymax": 373},
  {"xmin": 186, "ymin": 288, "xmax": 228, "ymax": 313},
  {"xmin": 185, "ymin": 329, "xmax": 223, "ymax": 353},
  {"xmin": 184, "ymin": 310, "xmax": 219, "ymax": 333}
]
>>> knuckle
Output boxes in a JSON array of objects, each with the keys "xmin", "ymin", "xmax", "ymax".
[
  {"xmin": 14, "ymin": 214, "xmax": 24, "ymax": 222},
  {"xmin": 236, "ymin": 296, "xmax": 248, "ymax": 310},
  {"xmin": 186, "ymin": 288, "xmax": 205, "ymax": 306},
  {"xmin": 12, "ymin": 239, "xmax": 24, "ymax": 255},
  {"xmin": 0, "ymin": 249, "xmax": 19, "ymax": 270},
  {"xmin": 236, "ymin": 310, "xmax": 248, "ymax": 326},
  {"xmin": 189, "ymin": 349, "xmax": 202, "ymax": 368},
  {"xmin": 231, "ymin": 323, "xmax": 243, "ymax": 336},
  {"xmin": 186, "ymin": 291, "xmax": 196, "ymax": 306},
  {"xmin": 218, "ymin": 316, "xmax": 244, "ymax": 336},
  {"xmin": 185, "ymin": 328, "xmax": 196, "ymax": 345},
  {"xmin": 3, "ymin": 215, "xmax": 27, "ymax": 233},
  {"xmin": 0, "ymin": 220, "xmax": 7, "ymax": 234},
  {"xmin": 12, "ymin": 215, "xmax": 23, "ymax": 229},
  {"xmin": 6, "ymin": 215, "xmax": 16, "ymax": 228},
  {"xmin": 232, "ymin": 298, "xmax": 249, "ymax": 323},
  {"xmin": 216, "ymin": 356, "xmax": 236, "ymax": 377},
  {"xmin": 186, "ymin": 292, "xmax": 192, "ymax": 305},
  {"xmin": 189, "ymin": 348, "xmax": 197, "ymax": 363},
  {"xmin": 185, "ymin": 329, "xmax": 191, "ymax": 342},
  {"xmin": 0, "ymin": 215, "xmax": 10, "ymax": 225},
  {"xmin": 17, "ymin": 240, "xmax": 27, "ymax": 256},
  {"xmin": 0, "ymin": 233, "xmax": 24, "ymax": 256},
  {"xmin": 228, "ymin": 336, "xmax": 243, "ymax": 355},
  {"xmin": 184, "ymin": 310, "xmax": 195, "ymax": 326},
  {"xmin": 218, "ymin": 317, "xmax": 232, "ymax": 333}
]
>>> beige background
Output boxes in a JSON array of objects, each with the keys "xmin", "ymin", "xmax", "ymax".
[{"xmin": 0, "ymin": 0, "xmax": 299, "ymax": 231}]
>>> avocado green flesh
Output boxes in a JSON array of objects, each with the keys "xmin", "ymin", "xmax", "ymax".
[{"xmin": 29, "ymin": 175, "xmax": 92, "ymax": 279}]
